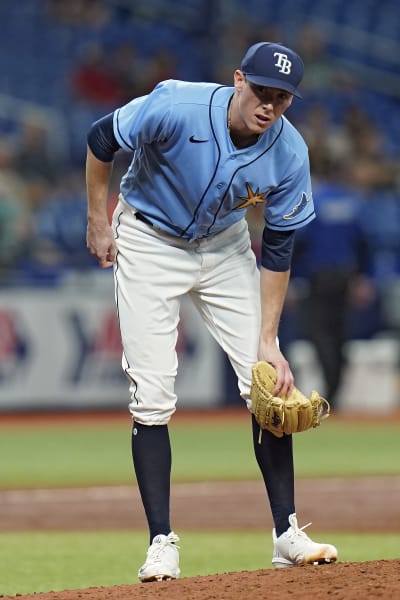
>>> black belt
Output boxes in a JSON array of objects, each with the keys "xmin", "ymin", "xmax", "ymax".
[{"xmin": 135, "ymin": 212, "xmax": 154, "ymax": 227}]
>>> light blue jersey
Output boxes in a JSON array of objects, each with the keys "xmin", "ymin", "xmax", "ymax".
[{"xmin": 113, "ymin": 79, "xmax": 315, "ymax": 241}]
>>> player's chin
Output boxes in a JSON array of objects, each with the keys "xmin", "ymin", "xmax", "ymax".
[{"xmin": 254, "ymin": 121, "xmax": 272, "ymax": 135}]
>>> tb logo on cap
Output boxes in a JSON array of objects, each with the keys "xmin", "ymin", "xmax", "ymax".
[{"xmin": 274, "ymin": 52, "xmax": 292, "ymax": 74}]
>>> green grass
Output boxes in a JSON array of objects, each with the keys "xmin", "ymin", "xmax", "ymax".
[
  {"xmin": 0, "ymin": 415, "xmax": 399, "ymax": 596},
  {"xmin": 172, "ymin": 419, "xmax": 400, "ymax": 480},
  {"xmin": 292, "ymin": 419, "xmax": 400, "ymax": 477},
  {"xmin": 0, "ymin": 423, "xmax": 133, "ymax": 488},
  {"xmin": 0, "ymin": 418, "xmax": 399, "ymax": 488},
  {"xmin": 0, "ymin": 530, "xmax": 399, "ymax": 596}
]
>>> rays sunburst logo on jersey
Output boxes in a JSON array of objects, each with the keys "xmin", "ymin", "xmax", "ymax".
[
  {"xmin": 235, "ymin": 182, "xmax": 268, "ymax": 210},
  {"xmin": 283, "ymin": 191, "xmax": 311, "ymax": 220}
]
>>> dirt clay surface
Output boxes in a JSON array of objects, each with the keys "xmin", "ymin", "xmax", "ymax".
[
  {"xmin": 1, "ymin": 410, "xmax": 400, "ymax": 599},
  {"xmin": 2, "ymin": 560, "xmax": 400, "ymax": 600}
]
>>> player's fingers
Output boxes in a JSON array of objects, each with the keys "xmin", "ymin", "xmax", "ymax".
[
  {"xmin": 107, "ymin": 243, "xmax": 117, "ymax": 264},
  {"xmin": 87, "ymin": 240, "xmax": 117, "ymax": 268},
  {"xmin": 272, "ymin": 363, "xmax": 294, "ymax": 397},
  {"xmin": 86, "ymin": 226, "xmax": 116, "ymax": 264},
  {"xmin": 98, "ymin": 259, "xmax": 114, "ymax": 269},
  {"xmin": 98, "ymin": 248, "xmax": 117, "ymax": 268}
]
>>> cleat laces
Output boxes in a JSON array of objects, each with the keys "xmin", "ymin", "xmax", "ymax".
[
  {"xmin": 147, "ymin": 534, "xmax": 180, "ymax": 564},
  {"xmin": 288, "ymin": 514, "xmax": 312, "ymax": 540}
]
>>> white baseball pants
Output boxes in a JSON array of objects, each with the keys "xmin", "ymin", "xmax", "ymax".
[{"xmin": 112, "ymin": 197, "xmax": 261, "ymax": 425}]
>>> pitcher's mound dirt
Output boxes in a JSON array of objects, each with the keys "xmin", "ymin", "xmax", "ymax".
[{"xmin": 1, "ymin": 560, "xmax": 400, "ymax": 600}]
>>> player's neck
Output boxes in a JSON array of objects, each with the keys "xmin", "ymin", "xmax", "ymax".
[{"xmin": 227, "ymin": 95, "xmax": 260, "ymax": 149}]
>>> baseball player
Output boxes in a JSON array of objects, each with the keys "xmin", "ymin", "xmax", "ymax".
[{"xmin": 86, "ymin": 41, "xmax": 338, "ymax": 581}]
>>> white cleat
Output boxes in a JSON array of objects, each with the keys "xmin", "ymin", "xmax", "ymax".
[
  {"xmin": 272, "ymin": 513, "xmax": 337, "ymax": 569},
  {"xmin": 138, "ymin": 532, "xmax": 180, "ymax": 582}
]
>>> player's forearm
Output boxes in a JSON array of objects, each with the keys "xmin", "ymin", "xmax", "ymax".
[
  {"xmin": 259, "ymin": 266, "xmax": 290, "ymax": 343},
  {"xmin": 86, "ymin": 146, "xmax": 114, "ymax": 223}
]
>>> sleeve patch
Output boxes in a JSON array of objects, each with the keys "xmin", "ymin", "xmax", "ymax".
[{"xmin": 283, "ymin": 192, "xmax": 312, "ymax": 220}]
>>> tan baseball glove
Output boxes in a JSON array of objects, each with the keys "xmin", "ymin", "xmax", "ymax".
[{"xmin": 250, "ymin": 361, "xmax": 330, "ymax": 441}]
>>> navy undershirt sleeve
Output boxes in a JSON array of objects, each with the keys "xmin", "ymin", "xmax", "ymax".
[
  {"xmin": 87, "ymin": 112, "xmax": 121, "ymax": 162},
  {"xmin": 261, "ymin": 227, "xmax": 296, "ymax": 271}
]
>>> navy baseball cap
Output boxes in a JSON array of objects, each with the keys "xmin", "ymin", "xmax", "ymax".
[{"xmin": 241, "ymin": 42, "xmax": 304, "ymax": 98}]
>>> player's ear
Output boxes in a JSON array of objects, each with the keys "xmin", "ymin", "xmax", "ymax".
[{"xmin": 234, "ymin": 70, "xmax": 246, "ymax": 91}]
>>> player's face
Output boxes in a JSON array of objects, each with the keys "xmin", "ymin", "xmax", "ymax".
[{"xmin": 233, "ymin": 71, "xmax": 293, "ymax": 135}]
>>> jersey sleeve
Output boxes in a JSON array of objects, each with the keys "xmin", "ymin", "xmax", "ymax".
[
  {"xmin": 264, "ymin": 156, "xmax": 315, "ymax": 230},
  {"xmin": 113, "ymin": 80, "xmax": 173, "ymax": 152}
]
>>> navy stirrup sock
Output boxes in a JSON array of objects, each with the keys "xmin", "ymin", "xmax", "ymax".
[
  {"xmin": 131, "ymin": 422, "xmax": 172, "ymax": 544},
  {"xmin": 251, "ymin": 414, "xmax": 295, "ymax": 537}
]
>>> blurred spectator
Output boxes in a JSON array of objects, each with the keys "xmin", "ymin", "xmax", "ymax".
[
  {"xmin": 142, "ymin": 48, "xmax": 179, "ymax": 93},
  {"xmin": 212, "ymin": 19, "xmax": 283, "ymax": 85},
  {"xmin": 298, "ymin": 103, "xmax": 353, "ymax": 176},
  {"xmin": 289, "ymin": 156, "xmax": 378, "ymax": 410},
  {"xmin": 0, "ymin": 141, "xmax": 33, "ymax": 284},
  {"xmin": 70, "ymin": 43, "xmax": 127, "ymax": 108},
  {"xmin": 296, "ymin": 25, "xmax": 355, "ymax": 92},
  {"xmin": 246, "ymin": 23, "xmax": 284, "ymax": 49},
  {"xmin": 28, "ymin": 168, "xmax": 97, "ymax": 274},
  {"xmin": 13, "ymin": 111, "xmax": 61, "ymax": 184},
  {"xmin": 0, "ymin": 183, "xmax": 32, "ymax": 285},
  {"xmin": 109, "ymin": 42, "xmax": 149, "ymax": 101},
  {"xmin": 0, "ymin": 140, "xmax": 29, "ymax": 206},
  {"xmin": 357, "ymin": 191, "xmax": 400, "ymax": 286},
  {"xmin": 46, "ymin": 0, "xmax": 112, "ymax": 27},
  {"xmin": 212, "ymin": 18, "xmax": 254, "ymax": 84},
  {"xmin": 342, "ymin": 105, "xmax": 400, "ymax": 192},
  {"xmin": 72, "ymin": 42, "xmax": 178, "ymax": 109},
  {"xmin": 213, "ymin": 20, "xmax": 283, "ymax": 85}
]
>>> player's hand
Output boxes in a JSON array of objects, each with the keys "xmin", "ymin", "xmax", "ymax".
[
  {"xmin": 86, "ymin": 220, "xmax": 117, "ymax": 268},
  {"xmin": 257, "ymin": 339, "xmax": 294, "ymax": 398}
]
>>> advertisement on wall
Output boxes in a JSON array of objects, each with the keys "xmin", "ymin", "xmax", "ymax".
[{"xmin": 0, "ymin": 286, "xmax": 223, "ymax": 410}]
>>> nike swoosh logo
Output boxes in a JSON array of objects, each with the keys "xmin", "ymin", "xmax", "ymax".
[{"xmin": 189, "ymin": 135, "xmax": 208, "ymax": 143}]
